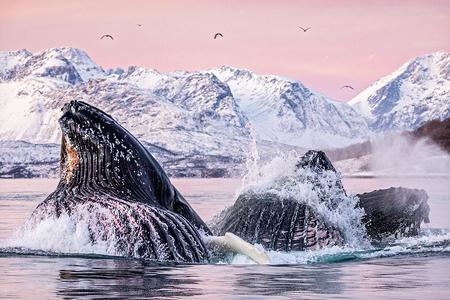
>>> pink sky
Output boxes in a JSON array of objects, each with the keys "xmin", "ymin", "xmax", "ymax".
[{"xmin": 1, "ymin": 0, "xmax": 449, "ymax": 101}]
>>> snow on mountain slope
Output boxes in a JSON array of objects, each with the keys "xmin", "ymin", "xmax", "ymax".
[
  {"xmin": 349, "ymin": 51, "xmax": 450, "ymax": 131},
  {"xmin": 0, "ymin": 77, "xmax": 70, "ymax": 142},
  {"xmin": 54, "ymin": 47, "xmax": 106, "ymax": 81},
  {"xmin": 119, "ymin": 68, "xmax": 248, "ymax": 129},
  {"xmin": 210, "ymin": 66, "xmax": 369, "ymax": 148},
  {"xmin": 0, "ymin": 49, "xmax": 32, "ymax": 80},
  {"xmin": 0, "ymin": 47, "xmax": 105, "ymax": 84},
  {"xmin": 0, "ymin": 47, "xmax": 375, "ymax": 176}
]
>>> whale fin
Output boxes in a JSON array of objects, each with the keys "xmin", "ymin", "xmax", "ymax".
[{"xmin": 208, "ymin": 232, "xmax": 271, "ymax": 264}]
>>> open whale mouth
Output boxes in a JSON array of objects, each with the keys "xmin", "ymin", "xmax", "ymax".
[
  {"xmin": 24, "ymin": 100, "xmax": 214, "ymax": 262},
  {"xmin": 59, "ymin": 100, "xmax": 97, "ymax": 183}
]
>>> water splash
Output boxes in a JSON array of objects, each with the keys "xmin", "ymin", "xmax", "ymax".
[
  {"xmin": 239, "ymin": 151, "xmax": 368, "ymax": 248},
  {"xmin": 242, "ymin": 126, "xmax": 261, "ymax": 186},
  {"xmin": 3, "ymin": 207, "xmax": 119, "ymax": 256},
  {"xmin": 3, "ymin": 200, "xmax": 209, "ymax": 262}
]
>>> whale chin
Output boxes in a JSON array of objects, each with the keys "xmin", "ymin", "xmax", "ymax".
[{"xmin": 30, "ymin": 100, "xmax": 210, "ymax": 262}]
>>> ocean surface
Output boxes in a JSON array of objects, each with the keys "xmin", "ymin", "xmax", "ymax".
[{"xmin": 0, "ymin": 177, "xmax": 449, "ymax": 300}]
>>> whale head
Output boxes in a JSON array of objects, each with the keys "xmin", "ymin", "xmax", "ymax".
[{"xmin": 58, "ymin": 100, "xmax": 210, "ymax": 233}]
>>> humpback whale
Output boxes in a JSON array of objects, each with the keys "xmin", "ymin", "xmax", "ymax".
[
  {"xmin": 212, "ymin": 151, "xmax": 430, "ymax": 250},
  {"xmin": 29, "ymin": 100, "xmax": 211, "ymax": 262}
]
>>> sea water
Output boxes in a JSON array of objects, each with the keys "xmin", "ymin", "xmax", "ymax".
[{"xmin": 0, "ymin": 177, "xmax": 449, "ymax": 299}]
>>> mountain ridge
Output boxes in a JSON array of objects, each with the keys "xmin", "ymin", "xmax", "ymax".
[
  {"xmin": 0, "ymin": 47, "xmax": 369, "ymax": 149},
  {"xmin": 0, "ymin": 47, "xmax": 448, "ymax": 177}
]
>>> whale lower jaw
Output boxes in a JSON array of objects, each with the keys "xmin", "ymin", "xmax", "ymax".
[{"xmin": 31, "ymin": 194, "xmax": 209, "ymax": 262}]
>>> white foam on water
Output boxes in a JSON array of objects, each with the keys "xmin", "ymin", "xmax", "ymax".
[
  {"xmin": 2, "ymin": 209, "xmax": 449, "ymax": 264},
  {"xmin": 2, "ymin": 205, "xmax": 120, "ymax": 256},
  {"xmin": 225, "ymin": 229, "xmax": 450, "ymax": 265}
]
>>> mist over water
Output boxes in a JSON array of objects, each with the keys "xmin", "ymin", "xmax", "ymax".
[{"xmin": 370, "ymin": 133, "xmax": 450, "ymax": 176}]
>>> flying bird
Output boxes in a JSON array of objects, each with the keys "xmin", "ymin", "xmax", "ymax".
[
  {"xmin": 214, "ymin": 33, "xmax": 223, "ymax": 39},
  {"xmin": 298, "ymin": 26, "xmax": 311, "ymax": 32},
  {"xmin": 137, "ymin": 24, "xmax": 143, "ymax": 27},
  {"xmin": 341, "ymin": 85, "xmax": 355, "ymax": 90},
  {"xmin": 100, "ymin": 34, "xmax": 114, "ymax": 40}
]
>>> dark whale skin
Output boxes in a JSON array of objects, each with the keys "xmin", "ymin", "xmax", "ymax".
[
  {"xmin": 357, "ymin": 187, "xmax": 430, "ymax": 240},
  {"xmin": 30, "ymin": 100, "xmax": 210, "ymax": 262}
]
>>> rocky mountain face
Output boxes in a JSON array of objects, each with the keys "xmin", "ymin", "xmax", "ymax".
[{"xmin": 349, "ymin": 51, "xmax": 450, "ymax": 132}]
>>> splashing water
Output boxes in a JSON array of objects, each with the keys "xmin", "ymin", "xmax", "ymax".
[
  {"xmin": 242, "ymin": 126, "xmax": 261, "ymax": 186},
  {"xmin": 4, "ymin": 206, "xmax": 120, "ymax": 256},
  {"xmin": 240, "ymin": 151, "xmax": 369, "ymax": 248},
  {"xmin": 3, "ymin": 199, "xmax": 209, "ymax": 262}
]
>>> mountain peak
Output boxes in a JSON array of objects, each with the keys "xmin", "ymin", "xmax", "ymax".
[
  {"xmin": 349, "ymin": 51, "xmax": 450, "ymax": 131},
  {"xmin": 0, "ymin": 47, "xmax": 105, "ymax": 84},
  {"xmin": 40, "ymin": 47, "xmax": 105, "ymax": 82}
]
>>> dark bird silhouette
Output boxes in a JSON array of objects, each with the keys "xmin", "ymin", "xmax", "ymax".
[
  {"xmin": 100, "ymin": 34, "xmax": 114, "ymax": 40},
  {"xmin": 137, "ymin": 24, "xmax": 143, "ymax": 27},
  {"xmin": 341, "ymin": 85, "xmax": 355, "ymax": 90},
  {"xmin": 298, "ymin": 26, "xmax": 311, "ymax": 32},
  {"xmin": 214, "ymin": 33, "xmax": 223, "ymax": 39}
]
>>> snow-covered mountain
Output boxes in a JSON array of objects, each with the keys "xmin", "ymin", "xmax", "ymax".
[
  {"xmin": 0, "ymin": 47, "xmax": 370, "ymax": 177},
  {"xmin": 349, "ymin": 51, "xmax": 450, "ymax": 131},
  {"xmin": 211, "ymin": 66, "xmax": 369, "ymax": 147}
]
